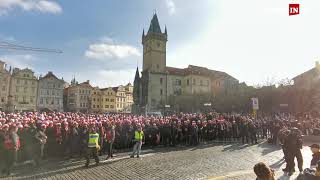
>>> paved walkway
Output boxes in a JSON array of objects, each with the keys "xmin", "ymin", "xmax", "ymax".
[{"xmin": 0, "ymin": 141, "xmax": 314, "ymax": 180}]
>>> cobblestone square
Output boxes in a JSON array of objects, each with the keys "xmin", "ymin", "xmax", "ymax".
[{"xmin": 1, "ymin": 141, "xmax": 313, "ymax": 180}]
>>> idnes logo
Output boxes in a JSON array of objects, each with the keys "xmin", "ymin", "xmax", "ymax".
[{"xmin": 289, "ymin": 4, "xmax": 300, "ymax": 16}]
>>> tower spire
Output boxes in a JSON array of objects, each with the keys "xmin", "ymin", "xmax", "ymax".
[
  {"xmin": 142, "ymin": 29, "xmax": 145, "ymax": 42},
  {"xmin": 148, "ymin": 13, "xmax": 162, "ymax": 34},
  {"xmin": 165, "ymin": 25, "xmax": 167, "ymax": 35}
]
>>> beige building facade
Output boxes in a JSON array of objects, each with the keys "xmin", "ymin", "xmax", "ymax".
[
  {"xmin": 90, "ymin": 83, "xmax": 134, "ymax": 113},
  {"xmin": 0, "ymin": 61, "xmax": 11, "ymax": 111},
  {"xmin": 9, "ymin": 68, "xmax": 38, "ymax": 112},
  {"xmin": 66, "ymin": 80, "xmax": 93, "ymax": 112}
]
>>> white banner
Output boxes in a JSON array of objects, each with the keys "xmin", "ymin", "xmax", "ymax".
[{"xmin": 251, "ymin": 98, "xmax": 259, "ymax": 110}]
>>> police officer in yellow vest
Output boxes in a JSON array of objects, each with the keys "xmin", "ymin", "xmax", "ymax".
[
  {"xmin": 85, "ymin": 127, "xmax": 100, "ymax": 167},
  {"xmin": 130, "ymin": 124, "xmax": 144, "ymax": 158}
]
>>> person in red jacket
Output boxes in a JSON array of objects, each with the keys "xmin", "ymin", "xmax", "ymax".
[
  {"xmin": 2, "ymin": 125, "xmax": 20, "ymax": 176},
  {"xmin": 105, "ymin": 123, "xmax": 115, "ymax": 159}
]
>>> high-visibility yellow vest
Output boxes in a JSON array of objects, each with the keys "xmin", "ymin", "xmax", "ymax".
[
  {"xmin": 134, "ymin": 131, "xmax": 144, "ymax": 141},
  {"xmin": 88, "ymin": 133, "xmax": 99, "ymax": 148}
]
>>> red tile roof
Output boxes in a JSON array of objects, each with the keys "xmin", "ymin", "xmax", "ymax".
[{"xmin": 165, "ymin": 65, "xmax": 237, "ymax": 81}]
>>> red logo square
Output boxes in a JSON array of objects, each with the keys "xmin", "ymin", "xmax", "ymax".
[{"xmin": 289, "ymin": 4, "xmax": 300, "ymax": 16}]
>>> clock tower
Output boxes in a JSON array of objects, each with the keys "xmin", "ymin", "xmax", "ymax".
[{"xmin": 142, "ymin": 13, "xmax": 167, "ymax": 73}]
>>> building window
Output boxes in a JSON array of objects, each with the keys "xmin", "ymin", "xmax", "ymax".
[
  {"xmin": 17, "ymin": 79, "xmax": 20, "ymax": 84},
  {"xmin": 24, "ymin": 87, "xmax": 27, "ymax": 93},
  {"xmin": 110, "ymin": 105, "xmax": 114, "ymax": 108},
  {"xmin": 1, "ymin": 98, "xmax": 4, "ymax": 102},
  {"xmin": 156, "ymin": 64, "xmax": 159, "ymax": 69},
  {"xmin": 193, "ymin": 79, "xmax": 196, "ymax": 85},
  {"xmin": 2, "ymin": 86, "xmax": 5, "ymax": 91},
  {"xmin": 16, "ymin": 87, "xmax": 19, "ymax": 93},
  {"xmin": 24, "ymin": 80, "xmax": 27, "ymax": 85},
  {"xmin": 176, "ymin": 79, "xmax": 181, "ymax": 86},
  {"xmin": 15, "ymin": 96, "xmax": 18, "ymax": 102},
  {"xmin": 97, "ymin": 105, "xmax": 99, "ymax": 108},
  {"xmin": 200, "ymin": 80, "xmax": 203, "ymax": 86},
  {"xmin": 93, "ymin": 98, "xmax": 96, "ymax": 101},
  {"xmin": 106, "ymin": 105, "xmax": 109, "ymax": 108},
  {"xmin": 160, "ymin": 89, "xmax": 163, "ymax": 95},
  {"xmin": 32, "ymin": 81, "xmax": 35, "ymax": 85},
  {"xmin": 160, "ymin": 78, "xmax": 163, "ymax": 85},
  {"xmin": 23, "ymin": 96, "xmax": 26, "ymax": 102},
  {"xmin": 106, "ymin": 98, "xmax": 109, "ymax": 102},
  {"xmin": 30, "ymin": 97, "xmax": 34, "ymax": 103}
]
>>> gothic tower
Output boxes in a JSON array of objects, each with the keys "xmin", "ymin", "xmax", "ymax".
[
  {"xmin": 142, "ymin": 13, "xmax": 167, "ymax": 73},
  {"xmin": 133, "ymin": 67, "xmax": 141, "ymax": 105},
  {"xmin": 132, "ymin": 67, "xmax": 141, "ymax": 114}
]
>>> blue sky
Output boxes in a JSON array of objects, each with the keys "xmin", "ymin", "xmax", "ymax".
[{"xmin": 0, "ymin": 0, "xmax": 320, "ymax": 87}]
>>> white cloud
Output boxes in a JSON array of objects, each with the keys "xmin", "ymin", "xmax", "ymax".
[
  {"xmin": 166, "ymin": 0, "xmax": 176, "ymax": 15},
  {"xmin": 0, "ymin": 54, "xmax": 36, "ymax": 69},
  {"xmin": 85, "ymin": 38, "xmax": 141, "ymax": 60},
  {"xmin": 0, "ymin": 0, "xmax": 62, "ymax": 15}
]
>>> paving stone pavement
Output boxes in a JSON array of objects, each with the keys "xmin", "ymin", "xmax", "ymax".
[{"xmin": 0, "ymin": 141, "xmax": 314, "ymax": 180}]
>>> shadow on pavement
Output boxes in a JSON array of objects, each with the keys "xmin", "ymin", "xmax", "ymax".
[
  {"xmin": 12, "ymin": 155, "xmax": 131, "ymax": 179},
  {"xmin": 258, "ymin": 141, "xmax": 282, "ymax": 155},
  {"xmin": 270, "ymin": 158, "xmax": 286, "ymax": 169}
]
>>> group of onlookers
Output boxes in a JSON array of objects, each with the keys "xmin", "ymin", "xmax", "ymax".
[{"xmin": 1, "ymin": 111, "xmax": 320, "ymax": 177}]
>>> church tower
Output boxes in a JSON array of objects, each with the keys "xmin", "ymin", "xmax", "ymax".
[
  {"xmin": 142, "ymin": 13, "xmax": 167, "ymax": 73},
  {"xmin": 133, "ymin": 67, "xmax": 141, "ymax": 105}
]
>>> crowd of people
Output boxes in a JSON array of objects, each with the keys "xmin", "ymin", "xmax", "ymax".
[{"xmin": 0, "ymin": 111, "xmax": 320, "ymax": 177}]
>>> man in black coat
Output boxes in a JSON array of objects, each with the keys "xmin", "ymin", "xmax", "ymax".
[{"xmin": 284, "ymin": 127, "xmax": 303, "ymax": 175}]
